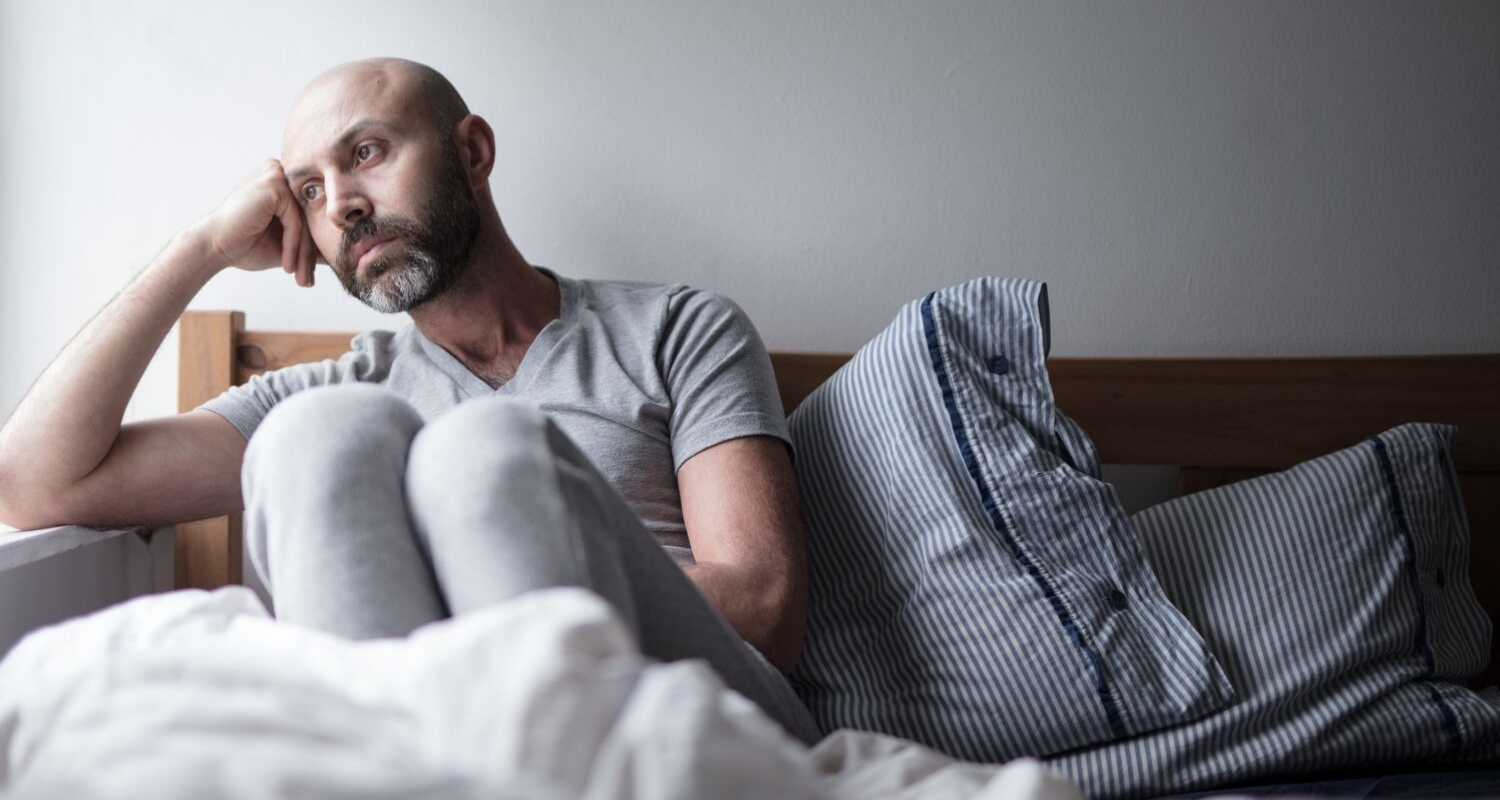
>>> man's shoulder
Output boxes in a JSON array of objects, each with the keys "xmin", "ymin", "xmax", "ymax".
[
  {"xmin": 348, "ymin": 325, "xmax": 412, "ymax": 356},
  {"xmin": 567, "ymin": 273, "xmax": 686, "ymax": 331},
  {"xmin": 550, "ymin": 270, "xmax": 757, "ymax": 352},
  {"xmin": 300, "ymin": 324, "xmax": 423, "ymax": 381},
  {"xmin": 569, "ymin": 274, "xmax": 739, "ymax": 323},
  {"xmin": 570, "ymin": 273, "xmax": 689, "ymax": 304}
]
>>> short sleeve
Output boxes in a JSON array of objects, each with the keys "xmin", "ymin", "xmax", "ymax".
[
  {"xmin": 197, "ymin": 332, "xmax": 387, "ymax": 440},
  {"xmin": 657, "ymin": 288, "xmax": 790, "ymax": 470}
]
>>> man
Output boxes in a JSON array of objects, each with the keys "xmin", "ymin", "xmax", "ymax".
[{"xmin": 0, "ymin": 58, "xmax": 818, "ymax": 742}]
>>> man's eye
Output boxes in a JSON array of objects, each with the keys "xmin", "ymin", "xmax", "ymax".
[
  {"xmin": 356, "ymin": 143, "xmax": 382, "ymax": 162},
  {"xmin": 301, "ymin": 184, "xmax": 322, "ymax": 202}
]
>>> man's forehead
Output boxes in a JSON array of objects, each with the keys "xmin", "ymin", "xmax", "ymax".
[{"xmin": 281, "ymin": 63, "xmax": 412, "ymax": 162}]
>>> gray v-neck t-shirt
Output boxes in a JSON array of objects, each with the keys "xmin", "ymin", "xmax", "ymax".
[{"xmin": 200, "ymin": 268, "xmax": 791, "ymax": 567}]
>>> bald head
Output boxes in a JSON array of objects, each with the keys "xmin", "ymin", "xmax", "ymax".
[{"xmin": 286, "ymin": 58, "xmax": 469, "ymax": 149}]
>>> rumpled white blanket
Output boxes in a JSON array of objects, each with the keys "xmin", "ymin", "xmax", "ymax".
[{"xmin": 0, "ymin": 587, "xmax": 1084, "ymax": 800}]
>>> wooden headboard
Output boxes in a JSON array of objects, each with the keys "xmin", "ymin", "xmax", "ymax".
[{"xmin": 177, "ymin": 310, "xmax": 1500, "ymax": 687}]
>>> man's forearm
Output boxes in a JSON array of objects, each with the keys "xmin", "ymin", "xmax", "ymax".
[{"xmin": 0, "ymin": 226, "xmax": 222, "ymax": 516}]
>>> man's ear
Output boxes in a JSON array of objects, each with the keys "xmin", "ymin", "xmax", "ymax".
[{"xmin": 454, "ymin": 114, "xmax": 496, "ymax": 189}]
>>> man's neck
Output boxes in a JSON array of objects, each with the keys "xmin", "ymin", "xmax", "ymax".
[{"xmin": 408, "ymin": 238, "xmax": 560, "ymax": 386}]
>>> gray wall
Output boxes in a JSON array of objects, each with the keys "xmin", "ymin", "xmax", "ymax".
[{"xmin": 2, "ymin": 1, "xmax": 1497, "ymax": 427}]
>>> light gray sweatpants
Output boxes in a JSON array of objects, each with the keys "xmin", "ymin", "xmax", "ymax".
[{"xmin": 240, "ymin": 384, "xmax": 819, "ymax": 744}]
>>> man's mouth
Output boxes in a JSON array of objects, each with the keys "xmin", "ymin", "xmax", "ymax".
[{"xmin": 350, "ymin": 235, "xmax": 395, "ymax": 272}]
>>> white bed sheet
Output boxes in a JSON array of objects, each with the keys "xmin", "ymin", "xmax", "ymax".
[{"xmin": 0, "ymin": 586, "xmax": 1084, "ymax": 800}]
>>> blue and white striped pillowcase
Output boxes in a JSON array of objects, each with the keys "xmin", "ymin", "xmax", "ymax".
[
  {"xmin": 788, "ymin": 277, "xmax": 1231, "ymax": 763},
  {"xmin": 1047, "ymin": 423, "xmax": 1500, "ymax": 800}
]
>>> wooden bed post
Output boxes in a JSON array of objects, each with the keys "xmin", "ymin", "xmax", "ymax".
[{"xmin": 176, "ymin": 310, "xmax": 245, "ymax": 590}]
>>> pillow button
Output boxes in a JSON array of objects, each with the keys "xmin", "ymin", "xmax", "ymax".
[
  {"xmin": 1107, "ymin": 589, "xmax": 1129, "ymax": 611},
  {"xmin": 1435, "ymin": 570, "xmax": 1446, "ymax": 588},
  {"xmin": 988, "ymin": 355, "xmax": 1010, "ymax": 375}
]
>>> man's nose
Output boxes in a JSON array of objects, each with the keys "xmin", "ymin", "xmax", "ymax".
[{"xmin": 324, "ymin": 178, "xmax": 373, "ymax": 228}]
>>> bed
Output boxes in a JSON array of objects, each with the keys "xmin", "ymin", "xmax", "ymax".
[
  {"xmin": 172, "ymin": 309, "xmax": 1500, "ymax": 685},
  {"xmin": 161, "ymin": 307, "xmax": 1500, "ymax": 798}
]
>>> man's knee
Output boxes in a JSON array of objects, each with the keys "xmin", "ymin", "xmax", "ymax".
[
  {"xmin": 241, "ymin": 385, "xmax": 426, "ymax": 591},
  {"xmin": 406, "ymin": 396, "xmax": 578, "ymax": 504},
  {"xmin": 244, "ymin": 385, "xmax": 423, "ymax": 485},
  {"xmin": 404, "ymin": 396, "xmax": 637, "ymax": 622}
]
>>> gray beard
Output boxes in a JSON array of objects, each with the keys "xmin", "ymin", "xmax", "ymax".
[{"xmin": 354, "ymin": 247, "xmax": 448, "ymax": 314}]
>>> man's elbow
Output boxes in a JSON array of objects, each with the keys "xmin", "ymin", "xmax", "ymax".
[
  {"xmin": 760, "ymin": 578, "xmax": 807, "ymax": 675},
  {"xmin": 0, "ymin": 478, "xmax": 42, "ymax": 530},
  {"xmin": 765, "ymin": 632, "xmax": 804, "ymax": 676},
  {"xmin": 0, "ymin": 492, "xmax": 55, "ymax": 532},
  {"xmin": 0, "ymin": 470, "xmax": 78, "ymax": 531},
  {"xmin": 687, "ymin": 558, "xmax": 808, "ymax": 674}
]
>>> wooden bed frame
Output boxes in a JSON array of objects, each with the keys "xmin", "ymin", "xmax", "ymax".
[{"xmin": 176, "ymin": 310, "xmax": 1500, "ymax": 687}]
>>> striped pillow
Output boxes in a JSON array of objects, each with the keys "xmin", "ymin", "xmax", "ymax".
[
  {"xmin": 1048, "ymin": 423, "xmax": 1500, "ymax": 799},
  {"xmin": 787, "ymin": 277, "xmax": 1232, "ymax": 762}
]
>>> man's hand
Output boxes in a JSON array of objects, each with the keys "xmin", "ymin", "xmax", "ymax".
[{"xmin": 197, "ymin": 159, "xmax": 319, "ymax": 287}]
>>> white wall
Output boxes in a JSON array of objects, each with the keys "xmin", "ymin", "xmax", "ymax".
[{"xmin": 2, "ymin": 0, "xmax": 1497, "ymax": 428}]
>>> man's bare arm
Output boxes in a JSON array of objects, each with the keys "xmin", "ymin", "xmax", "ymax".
[
  {"xmin": 0, "ymin": 160, "xmax": 316, "ymax": 530},
  {"xmin": 678, "ymin": 435, "xmax": 809, "ymax": 674}
]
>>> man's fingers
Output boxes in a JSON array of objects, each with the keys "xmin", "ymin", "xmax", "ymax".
[
  {"xmin": 266, "ymin": 159, "xmax": 296, "ymax": 275},
  {"xmin": 291, "ymin": 224, "xmax": 307, "ymax": 286},
  {"xmin": 276, "ymin": 194, "xmax": 304, "ymax": 286},
  {"xmin": 300, "ymin": 218, "xmax": 316, "ymax": 287},
  {"xmin": 267, "ymin": 161, "xmax": 317, "ymax": 288}
]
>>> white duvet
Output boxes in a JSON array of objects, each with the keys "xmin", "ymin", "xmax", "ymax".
[{"xmin": 0, "ymin": 587, "xmax": 1084, "ymax": 800}]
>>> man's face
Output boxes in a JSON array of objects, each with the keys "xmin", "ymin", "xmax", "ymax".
[{"xmin": 280, "ymin": 67, "xmax": 479, "ymax": 313}]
